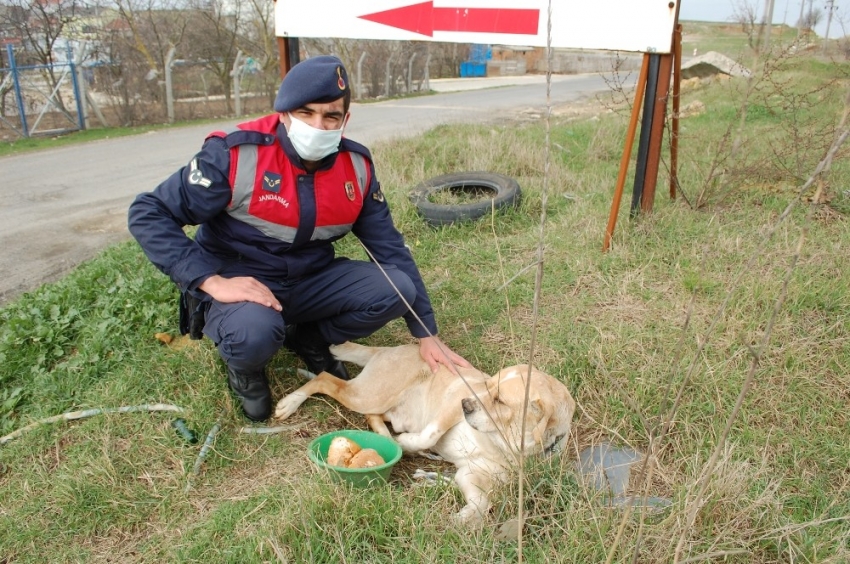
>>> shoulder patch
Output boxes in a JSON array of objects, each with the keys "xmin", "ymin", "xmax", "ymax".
[
  {"xmin": 187, "ymin": 158, "xmax": 212, "ymax": 188},
  {"xmin": 224, "ymin": 129, "xmax": 275, "ymax": 149}
]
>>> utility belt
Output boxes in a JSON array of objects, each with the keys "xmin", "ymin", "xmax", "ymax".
[{"xmin": 178, "ymin": 291, "xmax": 208, "ymax": 340}]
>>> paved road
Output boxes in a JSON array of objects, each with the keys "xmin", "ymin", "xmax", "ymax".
[{"xmin": 0, "ymin": 73, "xmax": 616, "ymax": 305}]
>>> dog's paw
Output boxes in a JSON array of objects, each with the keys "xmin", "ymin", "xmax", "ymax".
[
  {"xmin": 453, "ymin": 505, "xmax": 486, "ymax": 526},
  {"xmin": 296, "ymin": 368, "xmax": 317, "ymax": 380},
  {"xmin": 412, "ymin": 468, "xmax": 454, "ymax": 485},
  {"xmin": 494, "ymin": 519, "xmax": 521, "ymax": 541},
  {"xmin": 395, "ymin": 426, "xmax": 442, "ymax": 452},
  {"xmin": 412, "ymin": 469, "xmax": 440, "ymax": 483},
  {"xmin": 395, "ymin": 432, "xmax": 427, "ymax": 452},
  {"xmin": 273, "ymin": 392, "xmax": 307, "ymax": 420}
]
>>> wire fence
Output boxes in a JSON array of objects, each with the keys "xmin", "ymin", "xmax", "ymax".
[
  {"xmin": 0, "ymin": 39, "xmax": 456, "ymax": 140},
  {"xmin": 0, "ymin": 36, "xmax": 636, "ymax": 140}
]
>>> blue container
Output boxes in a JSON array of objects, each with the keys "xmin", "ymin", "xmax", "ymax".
[{"xmin": 460, "ymin": 61, "xmax": 486, "ymax": 78}]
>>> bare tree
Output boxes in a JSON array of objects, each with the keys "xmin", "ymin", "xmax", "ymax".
[
  {"xmin": 797, "ymin": 0, "xmax": 807, "ymax": 38},
  {"xmin": 0, "ymin": 0, "xmax": 85, "ymax": 110},
  {"xmin": 239, "ymin": 0, "xmax": 279, "ymax": 103},
  {"xmin": 424, "ymin": 42, "xmax": 466, "ymax": 79},
  {"xmin": 300, "ymin": 38, "xmax": 437, "ymax": 99},
  {"xmin": 102, "ymin": 0, "xmax": 191, "ymax": 123},
  {"xmin": 797, "ymin": 0, "xmax": 823, "ymax": 35},
  {"xmin": 0, "ymin": 0, "xmax": 466, "ymax": 128},
  {"xmin": 732, "ymin": 0, "xmax": 762, "ymax": 49},
  {"xmin": 834, "ymin": 6, "xmax": 850, "ymax": 57},
  {"xmin": 181, "ymin": 0, "xmax": 242, "ymax": 112}
]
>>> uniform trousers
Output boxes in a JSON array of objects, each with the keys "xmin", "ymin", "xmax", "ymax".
[{"xmin": 202, "ymin": 258, "xmax": 417, "ymax": 373}]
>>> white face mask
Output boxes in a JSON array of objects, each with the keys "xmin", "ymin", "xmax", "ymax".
[{"xmin": 287, "ymin": 113, "xmax": 344, "ymax": 161}]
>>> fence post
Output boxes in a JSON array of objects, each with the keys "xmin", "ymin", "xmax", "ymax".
[
  {"xmin": 232, "ymin": 50, "xmax": 243, "ymax": 117},
  {"xmin": 7, "ymin": 44, "xmax": 30, "ymax": 138},
  {"xmin": 165, "ymin": 46, "xmax": 176, "ymax": 123},
  {"xmin": 384, "ymin": 53, "xmax": 394, "ymax": 97},
  {"xmin": 68, "ymin": 44, "xmax": 86, "ymax": 131},
  {"xmin": 356, "ymin": 51, "xmax": 366, "ymax": 99},
  {"xmin": 73, "ymin": 42, "xmax": 88, "ymax": 128},
  {"xmin": 423, "ymin": 52, "xmax": 431, "ymax": 91},
  {"xmin": 407, "ymin": 52, "xmax": 417, "ymax": 92}
]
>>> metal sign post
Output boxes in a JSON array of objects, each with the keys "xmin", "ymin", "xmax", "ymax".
[
  {"xmin": 276, "ymin": 34, "xmax": 301, "ymax": 78},
  {"xmin": 604, "ymin": 10, "xmax": 683, "ymax": 252}
]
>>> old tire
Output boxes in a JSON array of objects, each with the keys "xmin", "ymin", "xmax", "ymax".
[{"xmin": 409, "ymin": 172, "xmax": 521, "ymax": 227}]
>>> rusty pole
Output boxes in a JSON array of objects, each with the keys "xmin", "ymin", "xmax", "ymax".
[
  {"xmin": 277, "ymin": 37, "xmax": 289, "ymax": 79},
  {"xmin": 638, "ymin": 52, "xmax": 674, "ymax": 213},
  {"xmin": 603, "ymin": 54, "xmax": 650, "ymax": 252},
  {"xmin": 273, "ymin": 1, "xmax": 300, "ymax": 79},
  {"xmin": 277, "ymin": 36, "xmax": 300, "ymax": 79},
  {"xmin": 629, "ymin": 54, "xmax": 659, "ymax": 215},
  {"xmin": 670, "ymin": 23, "xmax": 682, "ymax": 200},
  {"xmin": 629, "ymin": 1, "xmax": 682, "ymax": 215}
]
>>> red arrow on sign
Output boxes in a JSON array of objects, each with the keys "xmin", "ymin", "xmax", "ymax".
[{"xmin": 358, "ymin": 2, "xmax": 540, "ymax": 37}]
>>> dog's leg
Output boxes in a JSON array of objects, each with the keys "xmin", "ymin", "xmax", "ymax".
[
  {"xmin": 328, "ymin": 341, "xmax": 380, "ymax": 367},
  {"xmin": 274, "ymin": 372, "xmax": 346, "ymax": 420},
  {"xmin": 452, "ymin": 466, "xmax": 496, "ymax": 524},
  {"xmin": 395, "ymin": 410, "xmax": 461, "ymax": 453},
  {"xmin": 365, "ymin": 414, "xmax": 393, "ymax": 438}
]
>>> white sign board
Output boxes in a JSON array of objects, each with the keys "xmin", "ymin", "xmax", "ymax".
[{"xmin": 275, "ymin": 0, "xmax": 678, "ymax": 54}]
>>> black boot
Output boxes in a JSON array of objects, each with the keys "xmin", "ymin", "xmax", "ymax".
[
  {"xmin": 284, "ymin": 322, "xmax": 350, "ymax": 380},
  {"xmin": 226, "ymin": 365, "xmax": 272, "ymax": 422}
]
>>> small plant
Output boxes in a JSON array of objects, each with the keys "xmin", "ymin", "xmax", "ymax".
[{"xmin": 427, "ymin": 184, "xmax": 497, "ymax": 205}]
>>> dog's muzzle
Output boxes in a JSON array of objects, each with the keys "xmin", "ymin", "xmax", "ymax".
[{"xmin": 544, "ymin": 433, "xmax": 567, "ymax": 456}]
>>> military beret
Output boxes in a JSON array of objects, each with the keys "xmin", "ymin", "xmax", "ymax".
[{"xmin": 273, "ymin": 55, "xmax": 349, "ymax": 113}]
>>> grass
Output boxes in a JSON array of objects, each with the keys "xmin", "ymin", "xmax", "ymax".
[
  {"xmin": 680, "ymin": 21, "xmax": 801, "ymax": 58},
  {"xmin": 0, "ymin": 122, "xmax": 170, "ymax": 158},
  {"xmin": 2, "ymin": 23, "xmax": 850, "ymax": 563},
  {"xmin": 0, "ymin": 114, "xmax": 268, "ymax": 158}
]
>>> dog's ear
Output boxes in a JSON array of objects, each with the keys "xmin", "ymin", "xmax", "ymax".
[
  {"xmin": 529, "ymin": 398, "xmax": 553, "ymax": 446},
  {"xmin": 530, "ymin": 392, "xmax": 575, "ymax": 449}
]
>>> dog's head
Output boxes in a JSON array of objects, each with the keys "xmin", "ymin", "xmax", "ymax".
[{"xmin": 461, "ymin": 365, "xmax": 575, "ymax": 457}]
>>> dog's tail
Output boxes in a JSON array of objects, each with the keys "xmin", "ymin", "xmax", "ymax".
[{"xmin": 328, "ymin": 342, "xmax": 377, "ymax": 366}]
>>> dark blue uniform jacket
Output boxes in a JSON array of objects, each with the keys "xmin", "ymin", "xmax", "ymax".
[{"xmin": 127, "ymin": 117, "xmax": 438, "ymax": 338}]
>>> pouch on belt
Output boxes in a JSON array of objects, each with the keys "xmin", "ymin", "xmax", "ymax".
[{"xmin": 179, "ymin": 291, "xmax": 207, "ymax": 340}]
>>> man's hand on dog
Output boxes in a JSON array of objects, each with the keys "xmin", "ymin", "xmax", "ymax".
[{"xmin": 419, "ymin": 336, "xmax": 471, "ymax": 375}]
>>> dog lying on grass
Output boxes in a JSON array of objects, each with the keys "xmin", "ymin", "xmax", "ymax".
[{"xmin": 274, "ymin": 342, "xmax": 576, "ymax": 523}]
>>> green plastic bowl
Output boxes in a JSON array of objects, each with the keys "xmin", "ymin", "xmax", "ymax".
[{"xmin": 308, "ymin": 429, "xmax": 403, "ymax": 487}]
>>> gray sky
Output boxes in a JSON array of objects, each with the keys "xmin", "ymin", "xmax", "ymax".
[{"xmin": 678, "ymin": 0, "xmax": 845, "ymax": 38}]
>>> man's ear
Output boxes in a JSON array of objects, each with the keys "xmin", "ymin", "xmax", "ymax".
[{"xmin": 342, "ymin": 111, "xmax": 351, "ymax": 130}]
